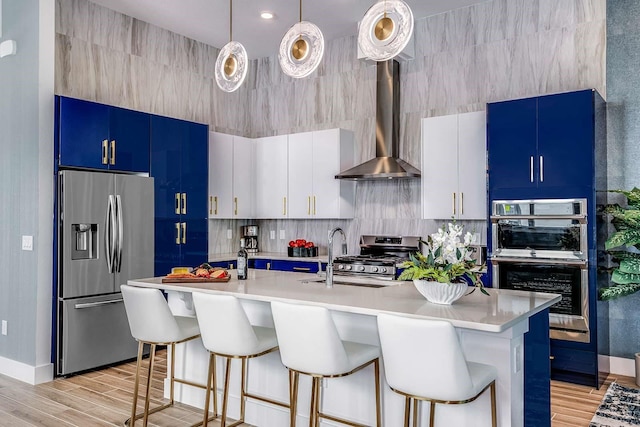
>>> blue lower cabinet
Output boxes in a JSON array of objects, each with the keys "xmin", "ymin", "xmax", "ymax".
[
  {"xmin": 524, "ymin": 309, "xmax": 551, "ymax": 427},
  {"xmin": 252, "ymin": 259, "xmax": 271, "ymax": 270},
  {"xmin": 209, "ymin": 260, "xmax": 236, "ymax": 269},
  {"xmin": 270, "ymin": 260, "xmax": 321, "ymax": 273}
]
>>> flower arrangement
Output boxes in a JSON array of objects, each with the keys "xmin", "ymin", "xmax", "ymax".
[{"xmin": 398, "ymin": 222, "xmax": 488, "ymax": 295}]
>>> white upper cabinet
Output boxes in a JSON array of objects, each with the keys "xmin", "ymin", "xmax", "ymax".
[
  {"xmin": 255, "ymin": 135, "xmax": 288, "ymax": 219},
  {"xmin": 422, "ymin": 111, "xmax": 487, "ymax": 220},
  {"xmin": 288, "ymin": 129, "xmax": 355, "ymax": 219},
  {"xmin": 209, "ymin": 132, "xmax": 255, "ymax": 219}
]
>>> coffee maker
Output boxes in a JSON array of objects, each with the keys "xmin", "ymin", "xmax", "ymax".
[{"xmin": 242, "ymin": 225, "xmax": 259, "ymax": 253}]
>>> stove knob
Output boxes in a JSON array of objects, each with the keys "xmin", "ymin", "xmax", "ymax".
[
  {"xmin": 371, "ymin": 266, "xmax": 379, "ymax": 272},
  {"xmin": 338, "ymin": 264, "xmax": 344, "ymax": 270},
  {"xmin": 346, "ymin": 265, "xmax": 352, "ymax": 271},
  {"xmin": 358, "ymin": 265, "xmax": 366, "ymax": 272},
  {"xmin": 381, "ymin": 267, "xmax": 388, "ymax": 273}
]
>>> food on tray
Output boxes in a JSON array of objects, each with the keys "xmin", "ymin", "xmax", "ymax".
[
  {"xmin": 288, "ymin": 239, "xmax": 315, "ymax": 248},
  {"xmin": 171, "ymin": 266, "xmax": 191, "ymax": 274},
  {"xmin": 165, "ymin": 271, "xmax": 197, "ymax": 278}
]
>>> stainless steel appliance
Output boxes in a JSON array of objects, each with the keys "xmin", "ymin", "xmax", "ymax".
[
  {"xmin": 490, "ymin": 198, "xmax": 590, "ymax": 342},
  {"xmin": 332, "ymin": 235, "xmax": 421, "ymax": 280},
  {"xmin": 56, "ymin": 170, "xmax": 154, "ymax": 375},
  {"xmin": 242, "ymin": 224, "xmax": 259, "ymax": 253}
]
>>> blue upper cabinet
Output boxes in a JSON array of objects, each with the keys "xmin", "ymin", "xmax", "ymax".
[
  {"xmin": 487, "ymin": 97, "xmax": 538, "ymax": 192},
  {"xmin": 56, "ymin": 96, "xmax": 150, "ymax": 173},
  {"xmin": 150, "ymin": 115, "xmax": 209, "ymax": 275},
  {"xmin": 488, "ymin": 90, "xmax": 596, "ymax": 199}
]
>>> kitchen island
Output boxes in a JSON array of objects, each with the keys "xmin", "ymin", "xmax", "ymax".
[{"xmin": 128, "ymin": 270, "xmax": 560, "ymax": 427}]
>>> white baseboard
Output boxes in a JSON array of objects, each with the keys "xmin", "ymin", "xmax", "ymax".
[
  {"xmin": 599, "ymin": 354, "xmax": 637, "ymax": 378},
  {"xmin": 0, "ymin": 356, "xmax": 53, "ymax": 385}
]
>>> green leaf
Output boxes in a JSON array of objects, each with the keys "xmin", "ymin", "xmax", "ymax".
[
  {"xmin": 619, "ymin": 258, "xmax": 640, "ymax": 274},
  {"xmin": 605, "ymin": 229, "xmax": 640, "ymax": 250},
  {"xmin": 611, "ymin": 188, "xmax": 640, "ymax": 206},
  {"xmin": 599, "ymin": 283, "xmax": 640, "ymax": 300},
  {"xmin": 612, "ymin": 269, "xmax": 640, "ymax": 285}
]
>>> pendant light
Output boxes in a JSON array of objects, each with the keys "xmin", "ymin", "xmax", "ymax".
[
  {"xmin": 215, "ymin": 0, "xmax": 248, "ymax": 92},
  {"xmin": 358, "ymin": 0, "xmax": 414, "ymax": 61},
  {"xmin": 278, "ymin": 0, "xmax": 324, "ymax": 78}
]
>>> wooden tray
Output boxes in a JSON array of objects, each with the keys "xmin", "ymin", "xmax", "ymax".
[{"xmin": 162, "ymin": 276, "xmax": 231, "ymax": 283}]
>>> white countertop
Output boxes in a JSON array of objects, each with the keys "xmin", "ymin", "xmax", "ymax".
[
  {"xmin": 129, "ymin": 269, "xmax": 560, "ymax": 333},
  {"xmin": 208, "ymin": 251, "xmax": 329, "ymax": 263}
]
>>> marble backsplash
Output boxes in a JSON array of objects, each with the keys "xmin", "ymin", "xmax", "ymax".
[{"xmin": 55, "ymin": 0, "xmax": 606, "ymax": 256}]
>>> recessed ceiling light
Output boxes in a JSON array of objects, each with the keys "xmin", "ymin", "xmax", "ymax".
[{"xmin": 260, "ymin": 11, "xmax": 274, "ymax": 20}]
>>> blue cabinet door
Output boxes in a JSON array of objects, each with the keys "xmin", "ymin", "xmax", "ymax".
[
  {"xmin": 154, "ymin": 218, "xmax": 181, "ymax": 276},
  {"xmin": 57, "ymin": 96, "xmax": 110, "ymax": 170},
  {"xmin": 487, "ymin": 97, "xmax": 538, "ymax": 192},
  {"xmin": 150, "ymin": 115, "xmax": 183, "ymax": 219},
  {"xmin": 181, "ymin": 219, "xmax": 208, "ymax": 268},
  {"xmin": 182, "ymin": 122, "xmax": 209, "ymax": 219},
  {"xmin": 537, "ymin": 90, "xmax": 594, "ymax": 192},
  {"xmin": 109, "ymin": 106, "xmax": 150, "ymax": 173}
]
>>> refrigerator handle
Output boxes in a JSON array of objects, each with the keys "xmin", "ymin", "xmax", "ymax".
[
  {"xmin": 105, "ymin": 195, "xmax": 116, "ymax": 273},
  {"xmin": 115, "ymin": 195, "xmax": 124, "ymax": 272}
]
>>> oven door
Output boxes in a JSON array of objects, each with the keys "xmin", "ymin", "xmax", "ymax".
[
  {"xmin": 492, "ymin": 257, "xmax": 590, "ymax": 343},
  {"xmin": 491, "ymin": 198, "xmax": 587, "ymax": 260}
]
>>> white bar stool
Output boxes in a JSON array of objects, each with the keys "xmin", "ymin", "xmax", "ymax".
[
  {"xmin": 377, "ymin": 313, "xmax": 497, "ymax": 427},
  {"xmin": 120, "ymin": 285, "xmax": 217, "ymax": 427},
  {"xmin": 270, "ymin": 301, "xmax": 382, "ymax": 427},
  {"xmin": 192, "ymin": 292, "xmax": 288, "ymax": 427}
]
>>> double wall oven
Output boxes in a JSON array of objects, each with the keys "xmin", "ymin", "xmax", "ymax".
[{"xmin": 491, "ymin": 198, "xmax": 590, "ymax": 343}]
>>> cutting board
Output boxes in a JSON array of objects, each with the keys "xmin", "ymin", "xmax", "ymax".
[{"xmin": 161, "ymin": 276, "xmax": 231, "ymax": 283}]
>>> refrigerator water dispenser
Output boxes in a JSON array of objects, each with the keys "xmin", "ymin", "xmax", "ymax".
[{"xmin": 72, "ymin": 224, "xmax": 97, "ymax": 259}]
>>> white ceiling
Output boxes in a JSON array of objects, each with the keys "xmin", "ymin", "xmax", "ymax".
[{"xmin": 88, "ymin": 0, "xmax": 488, "ymax": 59}]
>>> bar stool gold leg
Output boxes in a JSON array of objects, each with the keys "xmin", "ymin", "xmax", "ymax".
[
  {"xmin": 404, "ymin": 397, "xmax": 411, "ymax": 427},
  {"xmin": 374, "ymin": 359, "xmax": 382, "ymax": 427},
  {"xmin": 490, "ymin": 381, "xmax": 497, "ymax": 427},
  {"xmin": 170, "ymin": 343, "xmax": 176, "ymax": 404},
  {"xmin": 221, "ymin": 357, "xmax": 232, "ymax": 427},
  {"xmin": 129, "ymin": 341, "xmax": 144, "ymax": 427},
  {"xmin": 429, "ymin": 401, "xmax": 436, "ymax": 427},
  {"xmin": 413, "ymin": 399, "xmax": 418, "ymax": 427},
  {"xmin": 143, "ymin": 344, "xmax": 156, "ymax": 427},
  {"xmin": 240, "ymin": 358, "xmax": 247, "ymax": 423},
  {"xmin": 203, "ymin": 353, "xmax": 218, "ymax": 427},
  {"xmin": 290, "ymin": 370, "xmax": 299, "ymax": 427},
  {"xmin": 314, "ymin": 377, "xmax": 321, "ymax": 427}
]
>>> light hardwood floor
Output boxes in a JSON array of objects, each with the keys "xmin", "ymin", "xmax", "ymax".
[{"xmin": 0, "ymin": 349, "xmax": 636, "ymax": 426}]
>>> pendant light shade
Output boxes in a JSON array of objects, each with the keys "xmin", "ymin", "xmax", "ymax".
[
  {"xmin": 279, "ymin": 0, "xmax": 324, "ymax": 78},
  {"xmin": 215, "ymin": 0, "xmax": 248, "ymax": 92},
  {"xmin": 358, "ymin": 0, "xmax": 414, "ymax": 61}
]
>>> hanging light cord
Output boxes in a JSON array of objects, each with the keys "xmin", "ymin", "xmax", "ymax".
[{"xmin": 229, "ymin": 0, "xmax": 233, "ymax": 42}]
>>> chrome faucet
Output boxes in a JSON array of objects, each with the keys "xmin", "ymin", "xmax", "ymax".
[{"xmin": 326, "ymin": 227, "xmax": 347, "ymax": 288}]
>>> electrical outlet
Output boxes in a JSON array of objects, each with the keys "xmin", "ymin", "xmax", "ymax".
[
  {"xmin": 279, "ymin": 230, "xmax": 285, "ymax": 240},
  {"xmin": 227, "ymin": 229, "xmax": 232, "ymax": 239},
  {"xmin": 270, "ymin": 230, "xmax": 276, "ymax": 240},
  {"xmin": 2, "ymin": 320, "xmax": 7, "ymax": 336},
  {"xmin": 22, "ymin": 235, "xmax": 33, "ymax": 251},
  {"xmin": 514, "ymin": 344, "xmax": 522, "ymax": 373}
]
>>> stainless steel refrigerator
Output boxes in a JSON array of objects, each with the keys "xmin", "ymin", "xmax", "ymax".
[{"xmin": 56, "ymin": 170, "xmax": 154, "ymax": 375}]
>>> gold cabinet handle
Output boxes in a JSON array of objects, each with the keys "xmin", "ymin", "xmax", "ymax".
[
  {"xmin": 293, "ymin": 267, "xmax": 311, "ymax": 271},
  {"xmin": 234, "ymin": 197, "xmax": 238, "ymax": 216},
  {"xmin": 308, "ymin": 196, "xmax": 311, "ymax": 215},
  {"xmin": 102, "ymin": 140, "xmax": 108, "ymax": 164},
  {"xmin": 175, "ymin": 193, "xmax": 180, "ymax": 215},
  {"xmin": 209, "ymin": 196, "xmax": 213, "ymax": 215},
  {"xmin": 540, "ymin": 155, "xmax": 544, "ymax": 182},
  {"xmin": 110, "ymin": 140, "xmax": 116, "ymax": 165},
  {"xmin": 452, "ymin": 193, "xmax": 456, "ymax": 215},
  {"xmin": 266, "ymin": 262, "xmax": 271, "ymax": 270},
  {"xmin": 181, "ymin": 222, "xmax": 186, "ymax": 244},
  {"xmin": 283, "ymin": 197, "xmax": 287, "ymax": 216},
  {"xmin": 530, "ymin": 156, "xmax": 534, "ymax": 183},
  {"xmin": 214, "ymin": 196, "xmax": 218, "ymax": 215},
  {"xmin": 549, "ymin": 356, "xmax": 555, "ymax": 360},
  {"xmin": 313, "ymin": 196, "xmax": 316, "ymax": 215},
  {"xmin": 460, "ymin": 192, "xmax": 464, "ymax": 215},
  {"xmin": 175, "ymin": 223, "xmax": 180, "ymax": 244},
  {"xmin": 181, "ymin": 193, "xmax": 187, "ymax": 215}
]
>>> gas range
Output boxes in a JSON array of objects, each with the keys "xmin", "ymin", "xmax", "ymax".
[{"xmin": 332, "ymin": 235, "xmax": 421, "ymax": 280}]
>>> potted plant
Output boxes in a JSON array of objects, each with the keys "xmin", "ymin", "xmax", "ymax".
[
  {"xmin": 399, "ymin": 222, "xmax": 488, "ymax": 305},
  {"xmin": 600, "ymin": 187, "xmax": 640, "ymax": 386}
]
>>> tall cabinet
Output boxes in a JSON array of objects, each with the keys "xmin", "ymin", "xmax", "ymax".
[
  {"xmin": 151, "ymin": 116, "xmax": 209, "ymax": 275},
  {"xmin": 487, "ymin": 89, "xmax": 607, "ymax": 388}
]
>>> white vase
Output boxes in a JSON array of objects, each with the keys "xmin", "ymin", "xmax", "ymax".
[{"xmin": 413, "ymin": 280, "xmax": 469, "ymax": 305}]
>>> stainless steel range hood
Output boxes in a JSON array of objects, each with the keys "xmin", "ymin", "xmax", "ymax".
[{"xmin": 335, "ymin": 60, "xmax": 421, "ymax": 180}]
